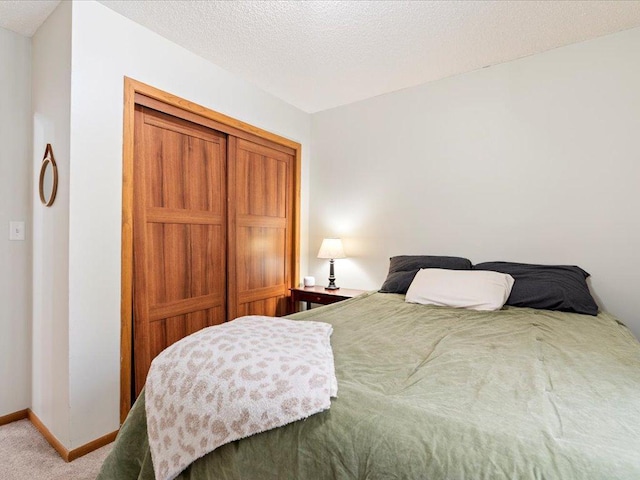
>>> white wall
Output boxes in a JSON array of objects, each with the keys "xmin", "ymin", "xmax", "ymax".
[
  {"xmin": 0, "ymin": 27, "xmax": 32, "ymax": 417},
  {"xmin": 66, "ymin": 1, "xmax": 311, "ymax": 447},
  {"xmin": 31, "ymin": 1, "xmax": 72, "ymax": 445},
  {"xmin": 310, "ymin": 27, "xmax": 640, "ymax": 338}
]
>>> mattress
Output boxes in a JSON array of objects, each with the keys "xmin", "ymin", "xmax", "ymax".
[{"xmin": 97, "ymin": 292, "xmax": 640, "ymax": 479}]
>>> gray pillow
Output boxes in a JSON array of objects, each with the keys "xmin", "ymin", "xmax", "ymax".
[
  {"xmin": 473, "ymin": 261, "xmax": 598, "ymax": 316},
  {"xmin": 379, "ymin": 255, "xmax": 473, "ymax": 294}
]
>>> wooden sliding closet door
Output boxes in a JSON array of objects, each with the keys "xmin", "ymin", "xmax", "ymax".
[
  {"xmin": 228, "ymin": 137, "xmax": 295, "ymax": 319},
  {"xmin": 133, "ymin": 105, "xmax": 227, "ymax": 396}
]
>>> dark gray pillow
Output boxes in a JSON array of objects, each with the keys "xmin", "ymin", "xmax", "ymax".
[
  {"xmin": 379, "ymin": 255, "xmax": 473, "ymax": 294},
  {"xmin": 473, "ymin": 261, "xmax": 598, "ymax": 316}
]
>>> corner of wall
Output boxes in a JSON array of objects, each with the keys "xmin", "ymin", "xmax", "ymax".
[
  {"xmin": 30, "ymin": 0, "xmax": 73, "ymax": 448},
  {"xmin": 0, "ymin": 26, "xmax": 33, "ymax": 417}
]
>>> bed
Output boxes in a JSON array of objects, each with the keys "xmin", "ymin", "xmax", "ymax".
[{"xmin": 98, "ymin": 259, "xmax": 640, "ymax": 480}]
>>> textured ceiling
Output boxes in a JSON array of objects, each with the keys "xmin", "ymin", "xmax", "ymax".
[
  {"xmin": 0, "ymin": 1, "xmax": 60, "ymax": 37},
  {"xmin": 2, "ymin": 1, "xmax": 640, "ymax": 113}
]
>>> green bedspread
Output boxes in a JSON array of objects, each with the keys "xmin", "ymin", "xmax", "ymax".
[{"xmin": 98, "ymin": 292, "xmax": 640, "ymax": 479}]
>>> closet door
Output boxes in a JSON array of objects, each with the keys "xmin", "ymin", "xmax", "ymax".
[
  {"xmin": 227, "ymin": 137, "xmax": 295, "ymax": 319},
  {"xmin": 133, "ymin": 106, "xmax": 227, "ymax": 395}
]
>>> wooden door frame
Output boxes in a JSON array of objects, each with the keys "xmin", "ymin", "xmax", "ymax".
[{"xmin": 120, "ymin": 77, "xmax": 302, "ymax": 423}]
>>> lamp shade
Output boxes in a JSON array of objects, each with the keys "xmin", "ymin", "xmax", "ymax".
[{"xmin": 317, "ymin": 238, "xmax": 346, "ymax": 259}]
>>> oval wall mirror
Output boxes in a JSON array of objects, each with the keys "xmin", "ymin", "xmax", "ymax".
[{"xmin": 39, "ymin": 144, "xmax": 58, "ymax": 207}]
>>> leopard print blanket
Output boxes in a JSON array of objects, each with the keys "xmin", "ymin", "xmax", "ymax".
[{"xmin": 145, "ymin": 316, "xmax": 337, "ymax": 480}]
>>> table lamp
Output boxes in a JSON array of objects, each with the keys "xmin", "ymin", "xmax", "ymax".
[{"xmin": 317, "ymin": 238, "xmax": 346, "ymax": 290}]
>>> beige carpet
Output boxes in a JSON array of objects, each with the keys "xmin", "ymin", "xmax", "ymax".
[{"xmin": 0, "ymin": 419, "xmax": 112, "ymax": 480}]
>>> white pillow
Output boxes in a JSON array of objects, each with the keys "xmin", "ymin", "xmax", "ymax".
[{"xmin": 405, "ymin": 268, "xmax": 515, "ymax": 311}]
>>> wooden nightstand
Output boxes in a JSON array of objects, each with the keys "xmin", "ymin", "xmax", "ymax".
[{"xmin": 289, "ymin": 286, "xmax": 367, "ymax": 313}]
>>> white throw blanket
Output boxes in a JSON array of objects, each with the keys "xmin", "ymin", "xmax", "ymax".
[{"xmin": 144, "ymin": 316, "xmax": 338, "ymax": 480}]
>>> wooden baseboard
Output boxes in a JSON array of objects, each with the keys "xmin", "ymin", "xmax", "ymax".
[
  {"xmin": 68, "ymin": 429, "xmax": 118, "ymax": 461},
  {"xmin": 0, "ymin": 408, "xmax": 29, "ymax": 426},
  {"xmin": 26, "ymin": 410, "xmax": 118, "ymax": 462},
  {"xmin": 27, "ymin": 410, "xmax": 70, "ymax": 461}
]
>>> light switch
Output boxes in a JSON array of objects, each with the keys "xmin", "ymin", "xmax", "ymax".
[{"xmin": 9, "ymin": 221, "xmax": 25, "ymax": 241}]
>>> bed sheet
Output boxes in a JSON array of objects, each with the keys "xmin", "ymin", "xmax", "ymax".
[{"xmin": 98, "ymin": 292, "xmax": 640, "ymax": 479}]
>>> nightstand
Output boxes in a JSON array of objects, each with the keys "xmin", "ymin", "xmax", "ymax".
[{"xmin": 289, "ymin": 286, "xmax": 367, "ymax": 313}]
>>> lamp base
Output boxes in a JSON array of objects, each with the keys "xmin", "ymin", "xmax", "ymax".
[{"xmin": 326, "ymin": 259, "xmax": 339, "ymax": 290}]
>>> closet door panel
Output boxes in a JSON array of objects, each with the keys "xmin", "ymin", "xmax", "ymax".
[
  {"xmin": 235, "ymin": 297, "xmax": 284, "ymax": 318},
  {"xmin": 133, "ymin": 106, "xmax": 227, "ymax": 395},
  {"xmin": 237, "ymin": 145, "xmax": 288, "ymax": 217},
  {"xmin": 228, "ymin": 137, "xmax": 294, "ymax": 319},
  {"xmin": 236, "ymin": 226, "xmax": 286, "ymax": 291},
  {"xmin": 144, "ymin": 115, "xmax": 225, "ymax": 212},
  {"xmin": 146, "ymin": 223, "xmax": 224, "ymax": 304}
]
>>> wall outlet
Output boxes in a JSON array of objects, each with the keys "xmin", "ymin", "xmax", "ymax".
[{"xmin": 9, "ymin": 221, "xmax": 25, "ymax": 241}]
